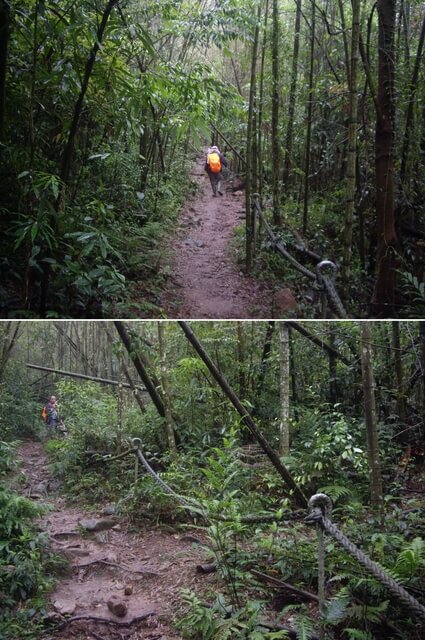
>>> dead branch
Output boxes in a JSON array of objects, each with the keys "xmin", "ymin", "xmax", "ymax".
[
  {"xmin": 56, "ymin": 611, "xmax": 156, "ymax": 630},
  {"xmin": 250, "ymin": 569, "xmax": 319, "ymax": 602}
]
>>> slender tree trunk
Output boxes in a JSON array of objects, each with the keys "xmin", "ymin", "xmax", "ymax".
[
  {"xmin": 328, "ymin": 326, "xmax": 337, "ymax": 405},
  {"xmin": 257, "ymin": 321, "xmax": 275, "ymax": 394},
  {"xmin": 0, "ymin": 0, "xmax": 9, "ymax": 145},
  {"xmin": 271, "ymin": 0, "xmax": 281, "ymax": 225},
  {"xmin": 342, "ymin": 0, "xmax": 361, "ymax": 283},
  {"xmin": 236, "ymin": 322, "xmax": 246, "ymax": 399},
  {"xmin": 283, "ymin": 0, "xmax": 301, "ymax": 190},
  {"xmin": 392, "ymin": 321, "xmax": 406, "ymax": 424},
  {"xmin": 420, "ymin": 322, "xmax": 425, "ymax": 417},
  {"xmin": 371, "ymin": 0, "xmax": 398, "ymax": 316},
  {"xmin": 59, "ymin": 0, "xmax": 118, "ymax": 187},
  {"xmin": 157, "ymin": 323, "xmax": 177, "ymax": 458},
  {"xmin": 302, "ymin": 0, "xmax": 316, "ymax": 235},
  {"xmin": 114, "ymin": 321, "xmax": 166, "ymax": 418},
  {"xmin": 245, "ymin": 2, "xmax": 261, "ymax": 272},
  {"xmin": 257, "ymin": 0, "xmax": 269, "ymax": 203},
  {"xmin": 279, "ymin": 323, "xmax": 290, "ymax": 455},
  {"xmin": 0, "ymin": 322, "xmax": 21, "ymax": 382},
  {"xmin": 360, "ymin": 322, "xmax": 383, "ymax": 513},
  {"xmin": 399, "ymin": 13, "xmax": 425, "ymax": 193}
]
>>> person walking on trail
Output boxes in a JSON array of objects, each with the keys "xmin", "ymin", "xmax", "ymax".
[
  {"xmin": 41, "ymin": 395, "xmax": 59, "ymax": 429},
  {"xmin": 205, "ymin": 145, "xmax": 227, "ymax": 197}
]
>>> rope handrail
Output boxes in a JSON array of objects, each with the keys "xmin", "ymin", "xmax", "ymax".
[
  {"xmin": 305, "ymin": 493, "xmax": 425, "ymax": 622},
  {"xmin": 100, "ymin": 443, "xmax": 425, "ymax": 622},
  {"xmin": 254, "ymin": 198, "xmax": 348, "ymax": 318}
]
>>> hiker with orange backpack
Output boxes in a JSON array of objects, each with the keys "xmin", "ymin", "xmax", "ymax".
[
  {"xmin": 205, "ymin": 145, "xmax": 227, "ymax": 197},
  {"xmin": 41, "ymin": 395, "xmax": 59, "ymax": 429}
]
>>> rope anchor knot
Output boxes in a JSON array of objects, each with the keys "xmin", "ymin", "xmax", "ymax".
[{"xmin": 305, "ymin": 493, "xmax": 332, "ymax": 525}]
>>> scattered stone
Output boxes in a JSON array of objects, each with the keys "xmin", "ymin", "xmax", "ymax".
[
  {"xmin": 53, "ymin": 597, "xmax": 76, "ymax": 615},
  {"xmin": 48, "ymin": 479, "xmax": 62, "ymax": 492},
  {"xmin": 107, "ymin": 595, "xmax": 128, "ymax": 617},
  {"xmin": 102, "ymin": 504, "xmax": 117, "ymax": 516},
  {"xmin": 124, "ymin": 585, "xmax": 133, "ymax": 596},
  {"xmin": 273, "ymin": 288, "xmax": 299, "ymax": 315},
  {"xmin": 195, "ymin": 240, "xmax": 205, "ymax": 248},
  {"xmin": 79, "ymin": 518, "xmax": 117, "ymax": 532}
]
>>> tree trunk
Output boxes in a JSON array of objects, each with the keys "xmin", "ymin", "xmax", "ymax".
[
  {"xmin": 360, "ymin": 322, "xmax": 383, "ymax": 513},
  {"xmin": 236, "ymin": 322, "xmax": 246, "ymax": 399},
  {"xmin": 399, "ymin": 13, "xmax": 425, "ymax": 194},
  {"xmin": 279, "ymin": 323, "xmax": 290, "ymax": 455},
  {"xmin": 0, "ymin": 322, "xmax": 21, "ymax": 382},
  {"xmin": 392, "ymin": 321, "xmax": 406, "ymax": 425},
  {"xmin": 257, "ymin": 321, "xmax": 275, "ymax": 394},
  {"xmin": 59, "ymin": 0, "xmax": 118, "ymax": 188},
  {"xmin": 420, "ymin": 322, "xmax": 425, "ymax": 417},
  {"xmin": 342, "ymin": 0, "xmax": 361, "ymax": 283},
  {"xmin": 0, "ymin": 0, "xmax": 9, "ymax": 145},
  {"xmin": 114, "ymin": 321, "xmax": 166, "ymax": 418},
  {"xmin": 282, "ymin": 0, "xmax": 301, "ymax": 190},
  {"xmin": 302, "ymin": 0, "xmax": 316, "ymax": 235},
  {"xmin": 245, "ymin": 3, "xmax": 261, "ymax": 272},
  {"xmin": 157, "ymin": 323, "xmax": 177, "ymax": 458},
  {"xmin": 257, "ymin": 0, "xmax": 269, "ymax": 203},
  {"xmin": 271, "ymin": 0, "xmax": 281, "ymax": 225},
  {"xmin": 371, "ymin": 0, "xmax": 398, "ymax": 316},
  {"xmin": 328, "ymin": 326, "xmax": 337, "ymax": 405}
]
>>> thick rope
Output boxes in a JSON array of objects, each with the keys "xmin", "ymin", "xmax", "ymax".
[
  {"xmin": 130, "ymin": 438, "xmax": 192, "ymax": 506},
  {"xmin": 305, "ymin": 494, "xmax": 425, "ymax": 622},
  {"xmin": 254, "ymin": 200, "xmax": 348, "ymax": 318}
]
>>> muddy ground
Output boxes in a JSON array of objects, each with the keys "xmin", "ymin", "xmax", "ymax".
[
  {"xmin": 161, "ymin": 156, "xmax": 298, "ymax": 319},
  {"xmin": 17, "ymin": 441, "xmax": 217, "ymax": 640}
]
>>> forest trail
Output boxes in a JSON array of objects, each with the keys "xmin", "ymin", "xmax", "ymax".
[
  {"xmin": 17, "ymin": 441, "xmax": 213, "ymax": 640},
  {"xmin": 161, "ymin": 156, "xmax": 282, "ymax": 319}
]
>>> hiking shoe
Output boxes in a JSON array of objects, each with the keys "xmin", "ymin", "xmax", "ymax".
[
  {"xmin": 218, "ymin": 190, "xmax": 223, "ymax": 196},
  {"xmin": 212, "ymin": 192, "xmax": 217, "ymax": 197}
]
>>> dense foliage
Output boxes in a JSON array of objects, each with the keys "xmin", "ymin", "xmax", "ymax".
[
  {"xmin": 1, "ymin": 321, "xmax": 425, "ymax": 638},
  {"xmin": 2, "ymin": 1, "xmax": 424, "ymax": 317}
]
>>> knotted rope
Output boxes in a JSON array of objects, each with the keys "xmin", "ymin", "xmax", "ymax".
[{"xmin": 305, "ymin": 493, "xmax": 425, "ymax": 622}]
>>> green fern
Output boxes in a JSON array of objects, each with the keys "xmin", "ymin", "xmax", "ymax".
[
  {"xmin": 393, "ymin": 537, "xmax": 425, "ymax": 581},
  {"xmin": 318, "ymin": 484, "xmax": 353, "ymax": 502},
  {"xmin": 324, "ymin": 590, "xmax": 349, "ymax": 624},
  {"xmin": 293, "ymin": 614, "xmax": 315, "ymax": 640},
  {"xmin": 346, "ymin": 599, "xmax": 389, "ymax": 624}
]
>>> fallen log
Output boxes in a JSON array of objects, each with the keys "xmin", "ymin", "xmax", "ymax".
[{"xmin": 250, "ymin": 569, "xmax": 319, "ymax": 603}]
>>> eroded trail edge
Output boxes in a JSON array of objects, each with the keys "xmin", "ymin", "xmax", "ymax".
[
  {"xmin": 18, "ymin": 441, "xmax": 212, "ymax": 640},
  {"xmin": 162, "ymin": 156, "xmax": 277, "ymax": 319}
]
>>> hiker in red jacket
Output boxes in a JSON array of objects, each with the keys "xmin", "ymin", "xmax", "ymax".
[{"xmin": 205, "ymin": 146, "xmax": 227, "ymax": 197}]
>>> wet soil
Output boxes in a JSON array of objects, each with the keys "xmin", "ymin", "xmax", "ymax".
[
  {"xmin": 161, "ymin": 156, "xmax": 275, "ymax": 319},
  {"xmin": 17, "ymin": 441, "xmax": 216, "ymax": 640}
]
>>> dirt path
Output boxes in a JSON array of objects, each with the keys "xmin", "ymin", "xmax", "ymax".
[
  {"xmin": 17, "ymin": 441, "xmax": 215, "ymax": 640},
  {"xmin": 161, "ymin": 156, "xmax": 280, "ymax": 319}
]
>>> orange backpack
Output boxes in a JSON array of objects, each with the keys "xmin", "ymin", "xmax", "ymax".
[
  {"xmin": 208, "ymin": 152, "xmax": 221, "ymax": 173},
  {"xmin": 41, "ymin": 406, "xmax": 48, "ymax": 422}
]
